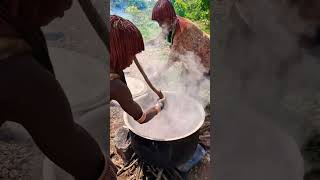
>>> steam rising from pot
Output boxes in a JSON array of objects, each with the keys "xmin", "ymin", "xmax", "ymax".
[
  {"xmin": 125, "ymin": 92, "xmax": 205, "ymax": 140},
  {"xmin": 124, "ymin": 27, "xmax": 210, "ymax": 139},
  {"xmin": 139, "ymin": 36, "xmax": 210, "ymax": 108}
]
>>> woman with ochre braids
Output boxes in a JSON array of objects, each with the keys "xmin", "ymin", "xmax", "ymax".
[
  {"xmin": 110, "ymin": 15, "xmax": 164, "ymax": 124},
  {"xmin": 150, "ymin": 0, "xmax": 210, "ymax": 78}
]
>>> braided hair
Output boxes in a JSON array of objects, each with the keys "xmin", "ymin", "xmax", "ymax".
[
  {"xmin": 110, "ymin": 15, "xmax": 144, "ymax": 71},
  {"xmin": 152, "ymin": 0, "xmax": 177, "ymax": 26}
]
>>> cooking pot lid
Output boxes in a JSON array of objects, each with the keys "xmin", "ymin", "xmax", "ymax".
[
  {"xmin": 48, "ymin": 47, "xmax": 107, "ymax": 112},
  {"xmin": 123, "ymin": 91, "xmax": 205, "ymax": 141}
]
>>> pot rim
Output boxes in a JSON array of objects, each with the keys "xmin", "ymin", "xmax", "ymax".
[{"xmin": 123, "ymin": 91, "xmax": 206, "ymax": 141}]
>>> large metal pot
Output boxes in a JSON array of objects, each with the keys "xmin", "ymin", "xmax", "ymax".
[{"xmin": 123, "ymin": 91, "xmax": 205, "ymax": 168}]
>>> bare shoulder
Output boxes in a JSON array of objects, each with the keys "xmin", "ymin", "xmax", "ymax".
[{"xmin": 110, "ymin": 79, "xmax": 131, "ymax": 100}]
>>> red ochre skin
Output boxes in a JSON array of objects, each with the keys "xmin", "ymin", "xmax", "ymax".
[{"xmin": 172, "ymin": 16, "xmax": 210, "ymax": 74}]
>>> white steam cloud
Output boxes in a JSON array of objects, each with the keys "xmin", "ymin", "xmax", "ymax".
[
  {"xmin": 140, "ymin": 36, "xmax": 210, "ymax": 108},
  {"xmin": 126, "ymin": 31, "xmax": 210, "ymax": 139}
]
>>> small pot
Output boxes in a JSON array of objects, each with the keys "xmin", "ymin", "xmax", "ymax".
[{"xmin": 123, "ymin": 91, "xmax": 205, "ymax": 168}]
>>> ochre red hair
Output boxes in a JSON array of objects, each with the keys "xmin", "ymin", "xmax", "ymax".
[
  {"xmin": 152, "ymin": 0, "xmax": 177, "ymax": 25},
  {"xmin": 110, "ymin": 15, "xmax": 144, "ymax": 71}
]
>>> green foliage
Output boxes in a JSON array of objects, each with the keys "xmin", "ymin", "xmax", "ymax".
[
  {"xmin": 172, "ymin": 0, "xmax": 210, "ymax": 34},
  {"xmin": 111, "ymin": 0, "xmax": 210, "ymax": 40},
  {"xmin": 111, "ymin": 0, "xmax": 147, "ymax": 10},
  {"xmin": 128, "ymin": 0, "xmax": 147, "ymax": 10},
  {"xmin": 124, "ymin": 5, "xmax": 162, "ymax": 41}
]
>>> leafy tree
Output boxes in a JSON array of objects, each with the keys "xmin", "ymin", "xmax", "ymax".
[
  {"xmin": 171, "ymin": 0, "xmax": 210, "ymax": 33},
  {"xmin": 125, "ymin": 5, "xmax": 161, "ymax": 41}
]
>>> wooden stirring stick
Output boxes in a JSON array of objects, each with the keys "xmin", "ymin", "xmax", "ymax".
[
  {"xmin": 78, "ymin": 3, "xmax": 163, "ymax": 99},
  {"xmin": 134, "ymin": 57, "xmax": 164, "ymax": 99}
]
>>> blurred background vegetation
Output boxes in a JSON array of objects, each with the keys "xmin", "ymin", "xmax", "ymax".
[
  {"xmin": 111, "ymin": 0, "xmax": 210, "ymax": 41},
  {"xmin": 171, "ymin": 0, "xmax": 210, "ymax": 33}
]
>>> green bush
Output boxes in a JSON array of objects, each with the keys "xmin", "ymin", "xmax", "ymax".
[{"xmin": 172, "ymin": 0, "xmax": 210, "ymax": 34}]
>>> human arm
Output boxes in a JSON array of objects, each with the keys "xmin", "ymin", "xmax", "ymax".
[{"xmin": 111, "ymin": 80, "xmax": 163, "ymax": 123}]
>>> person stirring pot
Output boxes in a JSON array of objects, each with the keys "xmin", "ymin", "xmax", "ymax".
[{"xmin": 110, "ymin": 15, "xmax": 165, "ymax": 124}]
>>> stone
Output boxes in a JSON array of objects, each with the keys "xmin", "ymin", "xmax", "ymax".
[{"xmin": 114, "ymin": 127, "xmax": 134, "ymax": 163}]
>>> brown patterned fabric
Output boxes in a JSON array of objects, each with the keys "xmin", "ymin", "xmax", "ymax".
[{"xmin": 171, "ymin": 16, "xmax": 211, "ymax": 73}]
